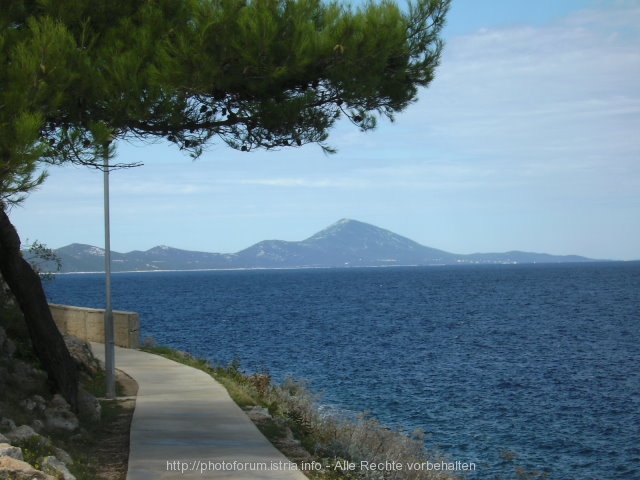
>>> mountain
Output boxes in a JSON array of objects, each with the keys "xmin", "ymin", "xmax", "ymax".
[
  {"xmin": 49, "ymin": 243, "xmax": 237, "ymax": 272},
  {"xmin": 234, "ymin": 219, "xmax": 457, "ymax": 267},
  {"xmin": 43, "ymin": 219, "xmax": 597, "ymax": 273}
]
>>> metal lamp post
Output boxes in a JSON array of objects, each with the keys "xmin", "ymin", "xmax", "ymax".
[{"xmin": 103, "ymin": 143, "xmax": 115, "ymax": 398}]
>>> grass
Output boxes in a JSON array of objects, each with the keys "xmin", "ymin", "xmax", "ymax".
[{"xmin": 81, "ymin": 366, "xmax": 126, "ymax": 399}]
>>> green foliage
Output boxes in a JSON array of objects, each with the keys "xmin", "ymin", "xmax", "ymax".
[
  {"xmin": 143, "ymin": 345, "xmax": 212, "ymax": 372},
  {"xmin": 23, "ymin": 239, "xmax": 62, "ymax": 278},
  {"xmin": 0, "ymin": 112, "xmax": 48, "ymax": 206},
  {"xmin": 80, "ymin": 366, "xmax": 123, "ymax": 399},
  {"xmin": 170, "ymin": 0, "xmax": 451, "ymax": 153},
  {"xmin": 0, "ymin": 12, "xmax": 81, "ymax": 205},
  {"xmin": 15, "ymin": 436, "xmax": 56, "ymax": 471},
  {"xmin": 1, "ymin": 0, "xmax": 450, "ymax": 205},
  {"xmin": 11, "ymin": 412, "xmax": 101, "ymax": 480}
]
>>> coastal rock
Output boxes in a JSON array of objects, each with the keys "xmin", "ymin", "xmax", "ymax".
[
  {"xmin": 52, "ymin": 446, "xmax": 74, "ymax": 466},
  {"xmin": 44, "ymin": 395, "xmax": 80, "ymax": 432},
  {"xmin": 174, "ymin": 350, "xmax": 195, "ymax": 361},
  {"xmin": 246, "ymin": 406, "xmax": 272, "ymax": 419},
  {"xmin": 5, "ymin": 427, "xmax": 63, "ymax": 457},
  {"xmin": 77, "ymin": 387, "xmax": 101, "ymax": 422},
  {"xmin": 0, "ymin": 456, "xmax": 56, "ymax": 480},
  {"xmin": 44, "ymin": 407, "xmax": 79, "ymax": 432},
  {"xmin": 0, "ymin": 442, "xmax": 23, "ymax": 460},
  {"xmin": 6, "ymin": 425, "xmax": 38, "ymax": 443},
  {"xmin": 20, "ymin": 394, "xmax": 47, "ymax": 413},
  {"xmin": 50, "ymin": 394, "xmax": 70, "ymax": 410},
  {"xmin": 0, "ymin": 433, "xmax": 8, "ymax": 443},
  {"xmin": 31, "ymin": 419, "xmax": 45, "ymax": 433},
  {"xmin": 63, "ymin": 334, "xmax": 100, "ymax": 374},
  {"xmin": 10, "ymin": 360, "xmax": 47, "ymax": 394},
  {"xmin": 41, "ymin": 455, "xmax": 76, "ymax": 480},
  {"xmin": 0, "ymin": 417, "xmax": 16, "ymax": 431}
]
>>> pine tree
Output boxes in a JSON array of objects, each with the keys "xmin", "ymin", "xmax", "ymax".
[{"xmin": 0, "ymin": 0, "xmax": 450, "ymax": 409}]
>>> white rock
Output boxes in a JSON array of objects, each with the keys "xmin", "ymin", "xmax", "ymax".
[
  {"xmin": 0, "ymin": 455, "xmax": 56, "ymax": 479},
  {"xmin": 6, "ymin": 425, "xmax": 38, "ymax": 443},
  {"xmin": 246, "ymin": 406, "xmax": 272, "ymax": 419},
  {"xmin": 21, "ymin": 395, "xmax": 46, "ymax": 413},
  {"xmin": 44, "ymin": 395, "xmax": 80, "ymax": 432},
  {"xmin": 78, "ymin": 387, "xmax": 101, "ymax": 422},
  {"xmin": 0, "ymin": 442, "xmax": 23, "ymax": 460},
  {"xmin": 44, "ymin": 408, "xmax": 79, "ymax": 432},
  {"xmin": 52, "ymin": 446, "xmax": 74, "ymax": 466},
  {"xmin": 41, "ymin": 456, "xmax": 76, "ymax": 480},
  {"xmin": 50, "ymin": 394, "xmax": 70, "ymax": 410}
]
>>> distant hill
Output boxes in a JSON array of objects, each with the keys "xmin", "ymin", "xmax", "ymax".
[
  {"xmin": 235, "ymin": 219, "xmax": 457, "ymax": 268},
  {"xmin": 49, "ymin": 243, "xmax": 237, "ymax": 272},
  {"xmin": 39, "ymin": 219, "xmax": 598, "ymax": 273}
]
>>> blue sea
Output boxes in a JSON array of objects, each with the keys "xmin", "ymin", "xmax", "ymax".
[{"xmin": 44, "ymin": 263, "xmax": 640, "ymax": 479}]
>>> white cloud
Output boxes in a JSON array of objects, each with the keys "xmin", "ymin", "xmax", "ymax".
[{"xmin": 400, "ymin": 2, "xmax": 640, "ymax": 185}]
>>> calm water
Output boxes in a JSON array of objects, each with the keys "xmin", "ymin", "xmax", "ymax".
[{"xmin": 44, "ymin": 263, "xmax": 640, "ymax": 479}]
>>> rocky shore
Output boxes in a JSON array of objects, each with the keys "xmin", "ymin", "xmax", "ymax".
[{"xmin": 0, "ymin": 326, "xmax": 105, "ymax": 480}]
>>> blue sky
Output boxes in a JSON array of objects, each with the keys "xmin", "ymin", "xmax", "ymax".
[{"xmin": 10, "ymin": 0, "xmax": 640, "ymax": 260}]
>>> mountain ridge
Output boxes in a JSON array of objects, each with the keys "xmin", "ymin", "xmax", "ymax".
[{"xmin": 40, "ymin": 219, "xmax": 601, "ymax": 273}]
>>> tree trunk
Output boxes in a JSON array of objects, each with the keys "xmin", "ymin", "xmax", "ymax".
[{"xmin": 0, "ymin": 206, "xmax": 78, "ymax": 411}]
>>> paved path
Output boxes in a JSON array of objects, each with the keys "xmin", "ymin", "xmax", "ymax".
[{"xmin": 91, "ymin": 343, "xmax": 308, "ymax": 480}]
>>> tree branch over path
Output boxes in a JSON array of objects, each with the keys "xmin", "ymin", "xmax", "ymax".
[{"xmin": 0, "ymin": 0, "xmax": 450, "ymax": 409}]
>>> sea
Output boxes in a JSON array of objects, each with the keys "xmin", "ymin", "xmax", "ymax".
[{"xmin": 43, "ymin": 262, "xmax": 640, "ymax": 479}]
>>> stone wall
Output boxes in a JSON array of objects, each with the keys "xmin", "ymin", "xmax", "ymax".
[{"xmin": 49, "ymin": 304, "xmax": 139, "ymax": 349}]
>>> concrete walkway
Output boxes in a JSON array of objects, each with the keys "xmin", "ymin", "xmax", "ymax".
[{"xmin": 91, "ymin": 343, "xmax": 308, "ymax": 480}]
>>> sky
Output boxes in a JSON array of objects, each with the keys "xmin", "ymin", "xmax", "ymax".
[{"xmin": 9, "ymin": 0, "xmax": 640, "ymax": 260}]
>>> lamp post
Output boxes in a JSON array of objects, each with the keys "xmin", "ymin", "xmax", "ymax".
[{"xmin": 103, "ymin": 142, "xmax": 115, "ymax": 398}]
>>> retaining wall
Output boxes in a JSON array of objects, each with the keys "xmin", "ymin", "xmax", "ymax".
[{"xmin": 50, "ymin": 303, "xmax": 140, "ymax": 349}]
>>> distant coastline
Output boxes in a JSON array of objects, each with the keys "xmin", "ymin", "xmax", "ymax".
[
  {"xmin": 33, "ymin": 219, "xmax": 615, "ymax": 273},
  {"xmin": 46, "ymin": 261, "xmax": 631, "ymax": 277}
]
